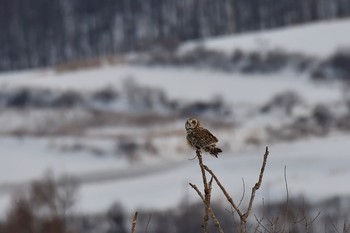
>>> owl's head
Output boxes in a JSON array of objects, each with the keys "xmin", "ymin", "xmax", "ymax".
[{"xmin": 185, "ymin": 117, "xmax": 200, "ymax": 131}]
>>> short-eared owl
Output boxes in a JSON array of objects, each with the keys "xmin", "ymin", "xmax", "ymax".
[{"xmin": 185, "ymin": 117, "xmax": 222, "ymax": 157}]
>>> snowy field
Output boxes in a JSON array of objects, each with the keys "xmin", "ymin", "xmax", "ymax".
[
  {"xmin": 0, "ymin": 132, "xmax": 349, "ymax": 216},
  {"xmin": 77, "ymin": 133, "xmax": 350, "ymax": 213},
  {"xmin": 0, "ymin": 18, "xmax": 350, "ymax": 217}
]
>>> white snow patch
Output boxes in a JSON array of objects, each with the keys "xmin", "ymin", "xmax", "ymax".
[{"xmin": 0, "ymin": 137, "xmax": 127, "ymax": 184}]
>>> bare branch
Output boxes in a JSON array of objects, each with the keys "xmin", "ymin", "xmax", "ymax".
[
  {"xmin": 196, "ymin": 150, "xmax": 210, "ymax": 232},
  {"xmin": 281, "ymin": 165, "xmax": 289, "ymax": 233},
  {"xmin": 238, "ymin": 178, "xmax": 246, "ymax": 209},
  {"xmin": 224, "ymin": 206, "xmax": 240, "ymax": 232},
  {"xmin": 209, "ymin": 176, "xmax": 214, "ymax": 191},
  {"xmin": 310, "ymin": 211, "xmax": 321, "ymax": 225},
  {"xmin": 329, "ymin": 215, "xmax": 340, "ymax": 233},
  {"xmin": 189, "ymin": 183, "xmax": 224, "ymax": 233},
  {"xmin": 245, "ymin": 146, "xmax": 269, "ymax": 219},
  {"xmin": 189, "ymin": 183, "xmax": 204, "ymax": 198},
  {"xmin": 144, "ymin": 214, "xmax": 152, "ymax": 233},
  {"xmin": 254, "ymin": 215, "xmax": 271, "ymax": 233},
  {"xmin": 203, "ymin": 164, "xmax": 243, "ymax": 218},
  {"xmin": 131, "ymin": 212, "xmax": 138, "ymax": 233}
]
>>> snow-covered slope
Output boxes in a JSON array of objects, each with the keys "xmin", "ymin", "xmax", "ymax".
[{"xmin": 180, "ymin": 18, "xmax": 350, "ymax": 58}]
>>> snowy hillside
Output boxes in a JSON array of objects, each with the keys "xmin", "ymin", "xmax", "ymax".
[
  {"xmin": 180, "ymin": 18, "xmax": 350, "ymax": 58},
  {"xmin": 0, "ymin": 18, "xmax": 350, "ymax": 219}
]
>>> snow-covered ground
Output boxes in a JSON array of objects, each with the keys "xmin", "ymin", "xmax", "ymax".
[
  {"xmin": 0, "ymin": 137, "xmax": 127, "ymax": 184},
  {"xmin": 179, "ymin": 18, "xmax": 350, "ymax": 58},
  {"xmin": 0, "ymin": 18, "xmax": 350, "ymax": 217}
]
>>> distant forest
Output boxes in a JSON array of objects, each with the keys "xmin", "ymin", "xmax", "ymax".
[{"xmin": 1, "ymin": 0, "xmax": 350, "ymax": 71}]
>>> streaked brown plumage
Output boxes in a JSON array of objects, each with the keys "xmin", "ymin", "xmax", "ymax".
[{"xmin": 185, "ymin": 117, "xmax": 222, "ymax": 157}]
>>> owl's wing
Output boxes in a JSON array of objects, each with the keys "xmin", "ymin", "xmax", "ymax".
[
  {"xmin": 187, "ymin": 127, "xmax": 218, "ymax": 148},
  {"xmin": 199, "ymin": 128, "xmax": 218, "ymax": 145}
]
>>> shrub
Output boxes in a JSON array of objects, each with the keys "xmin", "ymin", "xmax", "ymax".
[
  {"xmin": 311, "ymin": 50, "xmax": 350, "ymax": 82},
  {"xmin": 261, "ymin": 90, "xmax": 303, "ymax": 115},
  {"xmin": 1, "ymin": 174, "xmax": 78, "ymax": 233}
]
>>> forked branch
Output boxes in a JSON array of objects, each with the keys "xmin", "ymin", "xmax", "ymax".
[
  {"xmin": 189, "ymin": 182, "xmax": 224, "ymax": 233},
  {"xmin": 195, "ymin": 150, "xmax": 214, "ymax": 232},
  {"xmin": 203, "ymin": 146, "xmax": 270, "ymax": 233}
]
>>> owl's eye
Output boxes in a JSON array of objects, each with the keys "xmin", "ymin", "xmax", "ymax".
[{"xmin": 191, "ymin": 120, "xmax": 196, "ymax": 124}]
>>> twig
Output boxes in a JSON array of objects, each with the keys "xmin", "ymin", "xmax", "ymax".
[
  {"xmin": 269, "ymin": 217, "xmax": 279, "ymax": 233},
  {"xmin": 297, "ymin": 197, "xmax": 321, "ymax": 233},
  {"xmin": 189, "ymin": 183, "xmax": 224, "ymax": 233},
  {"xmin": 131, "ymin": 212, "xmax": 138, "ymax": 233},
  {"xmin": 144, "ymin": 214, "xmax": 152, "ymax": 233},
  {"xmin": 224, "ymin": 206, "xmax": 240, "ymax": 232},
  {"xmin": 329, "ymin": 215, "xmax": 340, "ymax": 233},
  {"xmin": 254, "ymin": 215, "xmax": 271, "ymax": 233},
  {"xmin": 203, "ymin": 164, "xmax": 243, "ymax": 217},
  {"xmin": 245, "ymin": 146, "xmax": 269, "ymax": 219},
  {"xmin": 310, "ymin": 211, "xmax": 321, "ymax": 225},
  {"xmin": 281, "ymin": 165, "xmax": 289, "ymax": 233},
  {"xmin": 188, "ymin": 154, "xmax": 198, "ymax": 160},
  {"xmin": 209, "ymin": 176, "xmax": 214, "ymax": 192},
  {"xmin": 238, "ymin": 178, "xmax": 246, "ymax": 209}
]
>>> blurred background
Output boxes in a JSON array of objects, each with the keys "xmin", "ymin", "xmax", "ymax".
[{"xmin": 0, "ymin": 0, "xmax": 350, "ymax": 232}]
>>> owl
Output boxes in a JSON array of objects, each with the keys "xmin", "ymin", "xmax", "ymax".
[{"xmin": 185, "ymin": 117, "xmax": 222, "ymax": 157}]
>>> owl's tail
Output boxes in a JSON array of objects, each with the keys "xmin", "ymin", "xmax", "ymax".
[{"xmin": 204, "ymin": 145, "xmax": 222, "ymax": 158}]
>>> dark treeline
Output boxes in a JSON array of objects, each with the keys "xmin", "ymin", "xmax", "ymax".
[{"xmin": 1, "ymin": 0, "xmax": 350, "ymax": 72}]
